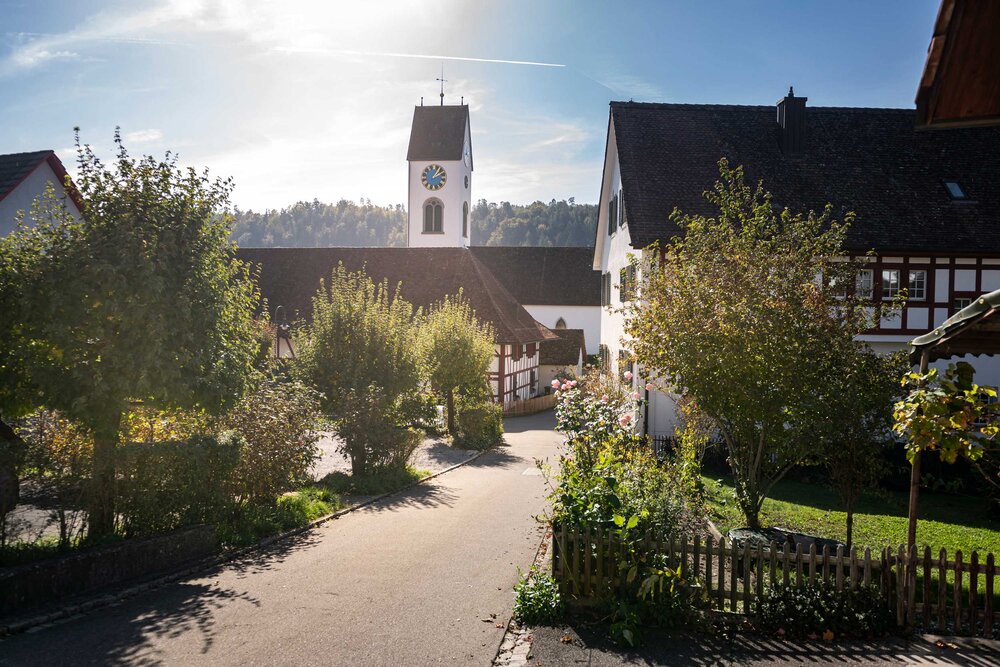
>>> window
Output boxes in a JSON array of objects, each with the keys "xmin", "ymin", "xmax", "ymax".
[
  {"xmin": 601, "ymin": 272, "xmax": 612, "ymax": 306},
  {"xmin": 554, "ymin": 317, "xmax": 567, "ymax": 329},
  {"xmin": 464, "ymin": 175, "xmax": 469, "ymax": 189},
  {"xmin": 881, "ymin": 269, "xmax": 901, "ymax": 300},
  {"xmin": 423, "ymin": 199, "xmax": 443, "ymax": 233},
  {"xmin": 856, "ymin": 269, "xmax": 874, "ymax": 299},
  {"xmin": 954, "ymin": 297, "xmax": 973, "ymax": 313},
  {"xmin": 608, "ymin": 194, "xmax": 618, "ymax": 235},
  {"xmin": 908, "ymin": 269, "xmax": 927, "ymax": 301},
  {"xmin": 598, "ymin": 344, "xmax": 610, "ymax": 371},
  {"xmin": 619, "ymin": 265, "xmax": 637, "ymax": 301},
  {"xmin": 462, "ymin": 201, "xmax": 469, "ymax": 238},
  {"xmin": 618, "ymin": 350, "xmax": 633, "ymax": 376},
  {"xmin": 943, "ymin": 181, "xmax": 967, "ymax": 200}
]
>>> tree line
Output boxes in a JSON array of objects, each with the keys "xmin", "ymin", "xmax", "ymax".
[{"xmin": 230, "ymin": 198, "xmax": 598, "ymax": 247}]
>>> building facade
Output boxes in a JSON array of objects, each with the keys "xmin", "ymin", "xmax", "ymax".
[
  {"xmin": 594, "ymin": 89, "xmax": 1000, "ymax": 438},
  {"xmin": 0, "ymin": 150, "xmax": 81, "ymax": 236}
]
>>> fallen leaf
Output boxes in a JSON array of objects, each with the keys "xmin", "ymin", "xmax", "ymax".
[
  {"xmin": 496, "ymin": 623, "xmax": 504, "ymax": 628},
  {"xmin": 935, "ymin": 640, "xmax": 946, "ymax": 648},
  {"xmin": 822, "ymin": 630, "xmax": 834, "ymax": 642},
  {"xmin": 560, "ymin": 634, "xmax": 573, "ymax": 643}
]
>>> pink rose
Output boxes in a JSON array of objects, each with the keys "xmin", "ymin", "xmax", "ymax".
[
  {"xmin": 551, "ymin": 379, "xmax": 560, "ymax": 389},
  {"xmin": 619, "ymin": 414, "xmax": 633, "ymax": 427},
  {"xmin": 623, "ymin": 370, "xmax": 633, "ymax": 381},
  {"xmin": 560, "ymin": 383, "xmax": 569, "ymax": 391},
  {"xmin": 569, "ymin": 380, "xmax": 577, "ymax": 388},
  {"xmin": 632, "ymin": 391, "xmax": 641, "ymax": 400},
  {"xmin": 645, "ymin": 382, "xmax": 654, "ymax": 391}
]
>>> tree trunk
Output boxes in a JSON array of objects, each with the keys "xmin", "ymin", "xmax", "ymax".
[
  {"xmin": 446, "ymin": 388, "xmax": 455, "ymax": 436},
  {"xmin": 906, "ymin": 449, "xmax": 921, "ymax": 550},
  {"xmin": 845, "ymin": 498, "xmax": 855, "ymax": 553},
  {"xmin": 87, "ymin": 412, "xmax": 121, "ymax": 540}
]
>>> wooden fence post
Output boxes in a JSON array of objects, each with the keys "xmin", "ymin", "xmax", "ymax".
[
  {"xmin": 954, "ymin": 550, "xmax": 963, "ymax": 634},
  {"xmin": 938, "ymin": 548, "xmax": 947, "ymax": 631},
  {"xmin": 986, "ymin": 553, "xmax": 995, "ymax": 638}
]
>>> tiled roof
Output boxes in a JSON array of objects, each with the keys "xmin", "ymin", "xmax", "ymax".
[
  {"xmin": 540, "ymin": 328, "xmax": 586, "ymax": 366},
  {"xmin": 407, "ymin": 105, "xmax": 469, "ymax": 163},
  {"xmin": 0, "ymin": 151, "xmax": 52, "ymax": 202},
  {"xmin": 610, "ymin": 101, "xmax": 1000, "ymax": 253},
  {"xmin": 470, "ymin": 246, "xmax": 600, "ymax": 306},
  {"xmin": 236, "ymin": 247, "xmax": 557, "ymax": 345}
]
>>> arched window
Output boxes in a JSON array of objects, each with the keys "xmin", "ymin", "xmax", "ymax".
[
  {"xmin": 555, "ymin": 317, "xmax": 567, "ymax": 329},
  {"xmin": 423, "ymin": 199, "xmax": 443, "ymax": 233},
  {"xmin": 462, "ymin": 201, "xmax": 469, "ymax": 238}
]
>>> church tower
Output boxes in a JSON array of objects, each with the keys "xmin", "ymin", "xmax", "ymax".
[{"xmin": 406, "ymin": 102, "xmax": 473, "ymax": 247}]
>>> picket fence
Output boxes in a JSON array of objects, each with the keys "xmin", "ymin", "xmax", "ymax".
[
  {"xmin": 552, "ymin": 524, "xmax": 998, "ymax": 637},
  {"xmin": 503, "ymin": 394, "xmax": 557, "ymax": 416}
]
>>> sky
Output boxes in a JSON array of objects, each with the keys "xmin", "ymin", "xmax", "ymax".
[{"xmin": 1, "ymin": 0, "xmax": 940, "ymax": 211}]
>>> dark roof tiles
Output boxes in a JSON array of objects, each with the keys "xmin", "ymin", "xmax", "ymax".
[
  {"xmin": 470, "ymin": 246, "xmax": 600, "ymax": 306},
  {"xmin": 610, "ymin": 101, "xmax": 1000, "ymax": 253},
  {"xmin": 407, "ymin": 105, "xmax": 469, "ymax": 163},
  {"xmin": 540, "ymin": 328, "xmax": 586, "ymax": 366},
  {"xmin": 0, "ymin": 151, "xmax": 53, "ymax": 202},
  {"xmin": 236, "ymin": 247, "xmax": 557, "ymax": 345}
]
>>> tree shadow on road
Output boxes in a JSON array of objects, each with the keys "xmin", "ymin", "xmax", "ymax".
[{"xmin": 532, "ymin": 623, "xmax": 1000, "ymax": 666}]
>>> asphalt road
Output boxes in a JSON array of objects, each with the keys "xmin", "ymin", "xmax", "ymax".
[{"xmin": 1, "ymin": 412, "xmax": 562, "ymax": 667}]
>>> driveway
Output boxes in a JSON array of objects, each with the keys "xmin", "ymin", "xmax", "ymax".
[{"xmin": 0, "ymin": 411, "xmax": 562, "ymax": 666}]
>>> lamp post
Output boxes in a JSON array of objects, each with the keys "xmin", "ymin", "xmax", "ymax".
[{"xmin": 274, "ymin": 305, "xmax": 296, "ymax": 359}]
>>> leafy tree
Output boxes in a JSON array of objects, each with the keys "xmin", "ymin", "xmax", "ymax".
[
  {"xmin": 1, "ymin": 130, "xmax": 262, "ymax": 538},
  {"xmin": 892, "ymin": 362, "xmax": 998, "ymax": 547},
  {"xmin": 419, "ymin": 292, "xmax": 496, "ymax": 434},
  {"xmin": 818, "ymin": 348, "xmax": 906, "ymax": 550},
  {"xmin": 626, "ymin": 160, "xmax": 880, "ymax": 529},
  {"xmin": 294, "ymin": 265, "xmax": 422, "ymax": 475}
]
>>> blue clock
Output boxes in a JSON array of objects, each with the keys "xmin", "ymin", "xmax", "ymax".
[{"xmin": 421, "ymin": 164, "xmax": 447, "ymax": 190}]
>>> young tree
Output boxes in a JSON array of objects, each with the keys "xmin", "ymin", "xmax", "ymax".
[
  {"xmin": 818, "ymin": 348, "xmax": 906, "ymax": 550},
  {"xmin": 419, "ymin": 292, "xmax": 496, "ymax": 434},
  {"xmin": 626, "ymin": 160, "xmax": 880, "ymax": 529},
  {"xmin": 2, "ymin": 131, "xmax": 262, "ymax": 538},
  {"xmin": 294, "ymin": 265, "xmax": 422, "ymax": 475}
]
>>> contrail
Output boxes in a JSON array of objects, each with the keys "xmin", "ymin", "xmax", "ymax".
[{"xmin": 273, "ymin": 46, "xmax": 564, "ymax": 68}]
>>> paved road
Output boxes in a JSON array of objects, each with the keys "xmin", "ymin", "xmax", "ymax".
[{"xmin": 1, "ymin": 412, "xmax": 562, "ymax": 667}]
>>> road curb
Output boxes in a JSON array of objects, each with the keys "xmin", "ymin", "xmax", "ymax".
[
  {"xmin": 0, "ymin": 446, "xmax": 493, "ymax": 640},
  {"xmin": 493, "ymin": 522, "xmax": 553, "ymax": 666}
]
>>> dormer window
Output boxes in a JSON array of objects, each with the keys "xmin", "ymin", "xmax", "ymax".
[{"xmin": 943, "ymin": 181, "xmax": 967, "ymax": 200}]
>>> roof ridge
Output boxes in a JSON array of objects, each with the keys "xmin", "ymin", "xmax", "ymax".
[{"xmin": 610, "ymin": 101, "xmax": 916, "ymax": 113}]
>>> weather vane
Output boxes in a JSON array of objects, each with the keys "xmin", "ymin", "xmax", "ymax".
[{"xmin": 436, "ymin": 63, "xmax": 447, "ymax": 106}]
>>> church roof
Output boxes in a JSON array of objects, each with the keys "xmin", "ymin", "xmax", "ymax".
[
  {"xmin": 236, "ymin": 247, "xmax": 557, "ymax": 345},
  {"xmin": 540, "ymin": 328, "xmax": 586, "ymax": 366},
  {"xmin": 407, "ymin": 105, "xmax": 469, "ymax": 164},
  {"xmin": 470, "ymin": 246, "xmax": 600, "ymax": 306},
  {"xmin": 609, "ymin": 101, "xmax": 1000, "ymax": 253}
]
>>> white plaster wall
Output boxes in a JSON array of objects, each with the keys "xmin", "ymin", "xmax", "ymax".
[
  {"xmin": 523, "ymin": 304, "xmax": 601, "ymax": 354},
  {"xmin": 0, "ymin": 161, "xmax": 80, "ymax": 236},
  {"xmin": 407, "ymin": 156, "xmax": 471, "ymax": 248}
]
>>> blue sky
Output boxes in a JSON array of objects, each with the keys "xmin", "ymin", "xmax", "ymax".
[{"xmin": 1, "ymin": 0, "xmax": 939, "ymax": 211}]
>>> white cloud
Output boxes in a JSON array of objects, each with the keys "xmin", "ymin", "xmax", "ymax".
[{"xmin": 124, "ymin": 129, "xmax": 163, "ymax": 143}]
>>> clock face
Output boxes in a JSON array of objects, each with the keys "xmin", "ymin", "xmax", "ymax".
[{"xmin": 421, "ymin": 164, "xmax": 447, "ymax": 191}]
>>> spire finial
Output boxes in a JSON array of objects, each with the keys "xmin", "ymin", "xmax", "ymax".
[
  {"xmin": 436, "ymin": 62, "xmax": 447, "ymax": 106},
  {"xmin": 788, "ymin": 86, "xmax": 794, "ymax": 97}
]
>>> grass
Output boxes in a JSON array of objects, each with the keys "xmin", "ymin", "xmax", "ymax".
[
  {"xmin": 318, "ymin": 465, "xmax": 431, "ymax": 497},
  {"xmin": 703, "ymin": 475, "xmax": 1000, "ymax": 556},
  {"xmin": 217, "ymin": 486, "xmax": 344, "ymax": 548}
]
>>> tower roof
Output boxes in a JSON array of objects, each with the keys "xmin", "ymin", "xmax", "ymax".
[{"xmin": 407, "ymin": 105, "xmax": 469, "ymax": 164}]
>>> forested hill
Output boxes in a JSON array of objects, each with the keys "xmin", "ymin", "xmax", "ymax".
[{"xmin": 231, "ymin": 198, "xmax": 597, "ymax": 248}]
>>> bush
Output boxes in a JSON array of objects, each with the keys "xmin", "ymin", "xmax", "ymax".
[
  {"xmin": 513, "ymin": 567, "xmax": 565, "ymax": 626},
  {"xmin": 116, "ymin": 433, "xmax": 241, "ymax": 537},
  {"xmin": 454, "ymin": 403, "xmax": 504, "ymax": 450},
  {"xmin": 221, "ymin": 380, "xmax": 323, "ymax": 507},
  {"xmin": 217, "ymin": 486, "xmax": 339, "ymax": 547},
  {"xmin": 753, "ymin": 580, "xmax": 893, "ymax": 639},
  {"xmin": 319, "ymin": 465, "xmax": 428, "ymax": 496}
]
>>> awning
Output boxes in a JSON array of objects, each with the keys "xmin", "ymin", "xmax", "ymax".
[{"xmin": 909, "ymin": 288, "xmax": 1000, "ymax": 363}]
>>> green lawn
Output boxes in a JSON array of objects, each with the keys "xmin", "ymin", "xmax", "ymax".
[{"xmin": 704, "ymin": 476, "xmax": 1000, "ymax": 557}]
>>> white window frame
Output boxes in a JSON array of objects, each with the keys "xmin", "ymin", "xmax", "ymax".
[
  {"xmin": 881, "ymin": 269, "xmax": 901, "ymax": 301},
  {"xmin": 908, "ymin": 269, "xmax": 927, "ymax": 301},
  {"xmin": 856, "ymin": 269, "xmax": 874, "ymax": 299}
]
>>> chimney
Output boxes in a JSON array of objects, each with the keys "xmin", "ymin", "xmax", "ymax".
[{"xmin": 776, "ymin": 86, "xmax": 807, "ymax": 155}]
